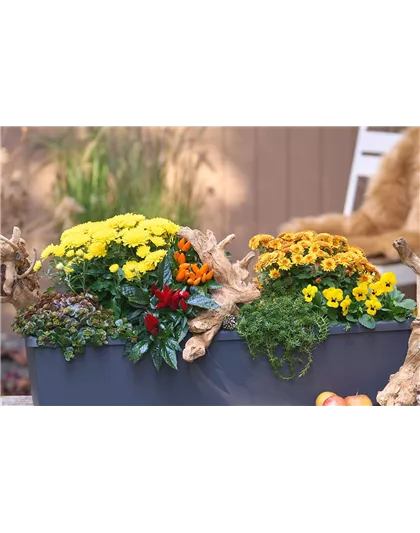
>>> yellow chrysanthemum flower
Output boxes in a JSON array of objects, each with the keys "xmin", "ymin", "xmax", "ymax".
[
  {"xmin": 122, "ymin": 227, "xmax": 151, "ymax": 247},
  {"xmin": 76, "ymin": 249, "xmax": 85, "ymax": 257},
  {"xmin": 149, "ymin": 235, "xmax": 166, "ymax": 247},
  {"xmin": 304, "ymin": 253, "xmax": 317, "ymax": 265},
  {"xmin": 33, "ymin": 260, "xmax": 42, "ymax": 272},
  {"xmin": 302, "ymin": 284, "xmax": 318, "ymax": 302},
  {"xmin": 358, "ymin": 272, "xmax": 373, "ymax": 284},
  {"xmin": 299, "ymin": 239, "xmax": 313, "ymax": 249},
  {"xmin": 334, "ymin": 253, "xmax": 352, "ymax": 267},
  {"xmin": 290, "ymin": 243, "xmax": 304, "ymax": 254},
  {"xmin": 277, "ymin": 232, "xmax": 295, "ymax": 241},
  {"xmin": 56, "ymin": 262, "xmax": 64, "ymax": 270},
  {"xmin": 348, "ymin": 246, "xmax": 366, "ymax": 257},
  {"xmin": 291, "ymin": 253, "xmax": 305, "ymax": 265},
  {"xmin": 249, "ymin": 234, "xmax": 275, "ymax": 250},
  {"xmin": 66, "ymin": 249, "xmax": 75, "ymax": 258},
  {"xmin": 321, "ymin": 257, "xmax": 337, "ymax": 272},
  {"xmin": 266, "ymin": 239, "xmax": 283, "ymax": 250},
  {"xmin": 315, "ymin": 233, "xmax": 333, "ymax": 245},
  {"xmin": 109, "ymin": 264, "xmax": 119, "ymax": 273},
  {"xmin": 278, "ymin": 257, "xmax": 292, "ymax": 270},
  {"xmin": 293, "ymin": 231, "xmax": 314, "ymax": 241},
  {"xmin": 259, "ymin": 251, "xmax": 279, "ymax": 268},
  {"xmin": 148, "ymin": 217, "xmax": 180, "ymax": 236},
  {"xmin": 365, "ymin": 298, "xmax": 382, "ymax": 316},
  {"xmin": 61, "ymin": 232, "xmax": 91, "ymax": 248},
  {"xmin": 107, "ymin": 213, "xmax": 145, "ymax": 228},
  {"xmin": 40, "ymin": 244, "xmax": 55, "ymax": 260},
  {"xmin": 64, "ymin": 266, "xmax": 74, "ymax": 274},
  {"xmin": 87, "ymin": 241, "xmax": 107, "ymax": 258},
  {"xmin": 141, "ymin": 249, "xmax": 167, "ymax": 269},
  {"xmin": 91, "ymin": 227, "xmax": 118, "ymax": 243},
  {"xmin": 332, "ymin": 235, "xmax": 348, "ymax": 248},
  {"xmin": 52, "ymin": 245, "xmax": 66, "ymax": 257},
  {"xmin": 136, "ymin": 245, "xmax": 151, "ymax": 258},
  {"xmin": 309, "ymin": 243, "xmax": 321, "ymax": 255},
  {"xmin": 269, "ymin": 269, "xmax": 281, "ymax": 279}
]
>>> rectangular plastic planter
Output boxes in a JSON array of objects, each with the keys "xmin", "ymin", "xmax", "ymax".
[{"xmin": 26, "ymin": 321, "xmax": 412, "ymax": 406}]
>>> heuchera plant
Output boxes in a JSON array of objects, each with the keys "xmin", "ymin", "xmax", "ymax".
[{"xmin": 18, "ymin": 214, "xmax": 220, "ymax": 370}]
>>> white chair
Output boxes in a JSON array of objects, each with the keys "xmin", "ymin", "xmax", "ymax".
[{"xmin": 344, "ymin": 127, "xmax": 416, "ymax": 286}]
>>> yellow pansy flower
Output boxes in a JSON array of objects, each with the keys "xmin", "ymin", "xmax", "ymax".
[
  {"xmin": 352, "ymin": 282, "xmax": 369, "ymax": 301},
  {"xmin": 340, "ymin": 295, "xmax": 352, "ymax": 316},
  {"xmin": 322, "ymin": 287, "xmax": 344, "ymax": 308},
  {"xmin": 369, "ymin": 281, "xmax": 385, "ymax": 298},
  {"xmin": 380, "ymin": 272, "xmax": 397, "ymax": 292},
  {"xmin": 365, "ymin": 298, "xmax": 382, "ymax": 316},
  {"xmin": 302, "ymin": 284, "xmax": 318, "ymax": 302}
]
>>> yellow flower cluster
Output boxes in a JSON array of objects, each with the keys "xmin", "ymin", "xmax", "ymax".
[
  {"xmin": 39, "ymin": 213, "xmax": 180, "ymax": 281},
  {"xmin": 302, "ymin": 273, "xmax": 396, "ymax": 317},
  {"xmin": 251, "ymin": 230, "xmax": 380, "ymax": 281}
]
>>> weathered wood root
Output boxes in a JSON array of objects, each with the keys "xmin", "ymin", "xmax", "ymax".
[
  {"xmin": 377, "ymin": 238, "xmax": 420, "ymax": 406},
  {"xmin": 1, "ymin": 226, "xmax": 41, "ymax": 311},
  {"xmin": 178, "ymin": 227, "xmax": 260, "ymax": 362}
]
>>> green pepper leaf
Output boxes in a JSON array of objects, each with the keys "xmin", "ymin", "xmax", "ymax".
[
  {"xmin": 120, "ymin": 284, "xmax": 150, "ymax": 305},
  {"xmin": 151, "ymin": 341, "xmax": 163, "ymax": 371},
  {"xmin": 187, "ymin": 293, "xmax": 219, "ymax": 309},
  {"xmin": 161, "ymin": 346, "xmax": 178, "ymax": 370},
  {"xmin": 129, "ymin": 339, "xmax": 150, "ymax": 363}
]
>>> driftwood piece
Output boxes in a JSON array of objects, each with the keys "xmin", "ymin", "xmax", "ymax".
[
  {"xmin": 178, "ymin": 227, "xmax": 260, "ymax": 362},
  {"xmin": 377, "ymin": 238, "xmax": 420, "ymax": 406},
  {"xmin": 1, "ymin": 226, "xmax": 41, "ymax": 311}
]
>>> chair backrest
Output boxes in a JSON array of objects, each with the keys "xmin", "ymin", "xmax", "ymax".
[{"xmin": 343, "ymin": 127, "xmax": 403, "ymax": 215}]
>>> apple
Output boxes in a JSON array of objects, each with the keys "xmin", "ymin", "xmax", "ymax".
[
  {"xmin": 315, "ymin": 391, "xmax": 337, "ymax": 406},
  {"xmin": 345, "ymin": 394, "xmax": 373, "ymax": 406},
  {"xmin": 322, "ymin": 395, "xmax": 347, "ymax": 406}
]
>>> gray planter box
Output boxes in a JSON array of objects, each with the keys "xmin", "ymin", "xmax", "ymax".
[{"xmin": 26, "ymin": 321, "xmax": 412, "ymax": 406}]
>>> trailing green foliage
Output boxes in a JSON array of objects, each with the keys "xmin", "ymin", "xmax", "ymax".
[{"xmin": 237, "ymin": 289, "xmax": 329, "ymax": 380}]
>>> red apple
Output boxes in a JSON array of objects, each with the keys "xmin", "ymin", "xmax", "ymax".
[
  {"xmin": 322, "ymin": 395, "xmax": 347, "ymax": 406},
  {"xmin": 345, "ymin": 394, "xmax": 373, "ymax": 406},
  {"xmin": 315, "ymin": 391, "xmax": 337, "ymax": 406}
]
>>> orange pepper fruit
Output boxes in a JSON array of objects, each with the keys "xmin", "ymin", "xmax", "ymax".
[
  {"xmin": 179, "ymin": 263, "xmax": 190, "ymax": 270},
  {"xmin": 176, "ymin": 271, "xmax": 186, "ymax": 282},
  {"xmin": 187, "ymin": 278, "xmax": 194, "ymax": 285},
  {"xmin": 199, "ymin": 263, "xmax": 209, "ymax": 276},
  {"xmin": 182, "ymin": 241, "xmax": 191, "ymax": 252},
  {"xmin": 192, "ymin": 264, "xmax": 200, "ymax": 274},
  {"xmin": 206, "ymin": 269, "xmax": 214, "ymax": 280},
  {"xmin": 177, "ymin": 253, "xmax": 186, "ymax": 265},
  {"xmin": 193, "ymin": 277, "xmax": 201, "ymax": 286},
  {"xmin": 178, "ymin": 238, "xmax": 186, "ymax": 250},
  {"xmin": 173, "ymin": 251, "xmax": 180, "ymax": 261},
  {"xmin": 201, "ymin": 273, "xmax": 207, "ymax": 283}
]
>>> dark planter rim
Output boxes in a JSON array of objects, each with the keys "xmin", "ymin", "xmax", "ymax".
[{"xmin": 25, "ymin": 319, "xmax": 413, "ymax": 347}]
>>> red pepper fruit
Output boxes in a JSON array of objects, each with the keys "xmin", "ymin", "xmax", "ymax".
[
  {"xmin": 145, "ymin": 313, "xmax": 159, "ymax": 335},
  {"xmin": 179, "ymin": 290, "xmax": 190, "ymax": 299},
  {"xmin": 179, "ymin": 298, "xmax": 188, "ymax": 312},
  {"xmin": 151, "ymin": 284, "xmax": 157, "ymax": 296}
]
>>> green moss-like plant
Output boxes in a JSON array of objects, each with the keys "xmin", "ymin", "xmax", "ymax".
[{"xmin": 237, "ymin": 290, "xmax": 329, "ymax": 380}]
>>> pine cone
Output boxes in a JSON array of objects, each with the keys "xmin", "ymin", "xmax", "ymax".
[{"xmin": 222, "ymin": 314, "xmax": 237, "ymax": 331}]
